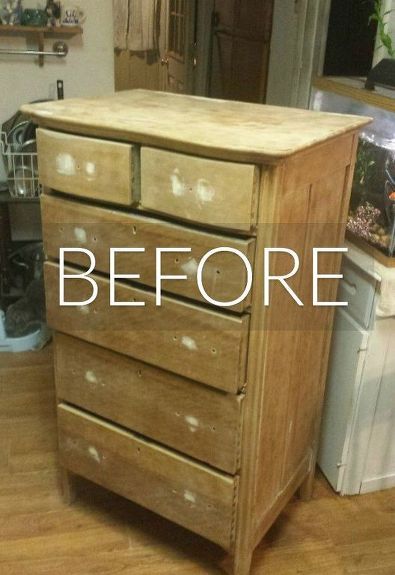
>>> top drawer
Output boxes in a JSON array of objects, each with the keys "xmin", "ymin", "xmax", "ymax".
[
  {"xmin": 140, "ymin": 147, "xmax": 259, "ymax": 233},
  {"xmin": 37, "ymin": 129, "xmax": 135, "ymax": 206}
]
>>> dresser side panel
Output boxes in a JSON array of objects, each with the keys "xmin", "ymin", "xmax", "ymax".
[{"xmin": 235, "ymin": 133, "xmax": 360, "ymax": 552}]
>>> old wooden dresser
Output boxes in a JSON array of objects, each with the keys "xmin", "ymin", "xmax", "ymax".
[{"xmin": 23, "ymin": 91, "xmax": 369, "ymax": 575}]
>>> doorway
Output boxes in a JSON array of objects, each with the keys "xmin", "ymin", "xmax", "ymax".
[
  {"xmin": 114, "ymin": 0, "xmax": 274, "ymax": 103},
  {"xmin": 114, "ymin": 0, "xmax": 197, "ymax": 95}
]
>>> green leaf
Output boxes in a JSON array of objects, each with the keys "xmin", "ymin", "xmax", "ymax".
[
  {"xmin": 369, "ymin": 0, "xmax": 394, "ymax": 58},
  {"xmin": 382, "ymin": 34, "xmax": 393, "ymax": 49}
]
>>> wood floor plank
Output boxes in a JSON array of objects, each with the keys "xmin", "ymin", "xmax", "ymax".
[{"xmin": 0, "ymin": 347, "xmax": 394, "ymax": 575}]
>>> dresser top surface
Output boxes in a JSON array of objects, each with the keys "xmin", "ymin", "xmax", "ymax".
[{"xmin": 22, "ymin": 89, "xmax": 370, "ymax": 163}]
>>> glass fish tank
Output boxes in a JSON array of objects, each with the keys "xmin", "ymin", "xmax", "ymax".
[{"xmin": 311, "ymin": 77, "xmax": 395, "ymax": 258}]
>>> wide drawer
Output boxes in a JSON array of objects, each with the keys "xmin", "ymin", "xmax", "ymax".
[
  {"xmin": 45, "ymin": 262, "xmax": 249, "ymax": 393},
  {"xmin": 140, "ymin": 147, "xmax": 259, "ymax": 233},
  {"xmin": 58, "ymin": 403, "xmax": 237, "ymax": 549},
  {"xmin": 41, "ymin": 194, "xmax": 255, "ymax": 312},
  {"xmin": 55, "ymin": 334, "xmax": 243, "ymax": 474},
  {"xmin": 338, "ymin": 259, "xmax": 377, "ymax": 328},
  {"xmin": 37, "ymin": 129, "xmax": 135, "ymax": 205}
]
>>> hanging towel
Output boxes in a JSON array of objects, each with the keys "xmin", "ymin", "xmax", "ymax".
[
  {"xmin": 376, "ymin": 272, "xmax": 395, "ymax": 318},
  {"xmin": 128, "ymin": 0, "xmax": 158, "ymax": 52},
  {"xmin": 113, "ymin": 0, "xmax": 129, "ymax": 50}
]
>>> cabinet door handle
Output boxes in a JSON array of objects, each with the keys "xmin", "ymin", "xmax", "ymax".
[{"xmin": 341, "ymin": 277, "xmax": 357, "ymax": 296}]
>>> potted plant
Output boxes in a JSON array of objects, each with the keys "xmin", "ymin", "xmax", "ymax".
[{"xmin": 365, "ymin": 0, "xmax": 395, "ymax": 89}]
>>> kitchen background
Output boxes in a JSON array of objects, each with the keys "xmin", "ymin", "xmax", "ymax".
[{"xmin": 0, "ymin": 0, "xmax": 114, "ymax": 180}]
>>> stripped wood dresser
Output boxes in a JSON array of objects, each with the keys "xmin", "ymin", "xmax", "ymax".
[{"xmin": 23, "ymin": 91, "xmax": 369, "ymax": 574}]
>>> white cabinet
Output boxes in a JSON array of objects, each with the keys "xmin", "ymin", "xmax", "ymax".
[{"xmin": 319, "ymin": 242, "xmax": 395, "ymax": 495}]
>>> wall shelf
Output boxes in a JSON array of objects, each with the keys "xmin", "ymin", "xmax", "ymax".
[{"xmin": 0, "ymin": 25, "xmax": 83, "ymax": 66}]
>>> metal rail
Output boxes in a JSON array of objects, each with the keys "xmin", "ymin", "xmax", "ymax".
[{"xmin": 0, "ymin": 41, "xmax": 68, "ymax": 58}]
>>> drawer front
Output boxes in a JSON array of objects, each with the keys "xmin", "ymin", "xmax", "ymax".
[
  {"xmin": 58, "ymin": 403, "xmax": 237, "ymax": 549},
  {"xmin": 45, "ymin": 262, "xmax": 249, "ymax": 393},
  {"xmin": 140, "ymin": 147, "xmax": 259, "ymax": 232},
  {"xmin": 37, "ymin": 129, "xmax": 135, "ymax": 205},
  {"xmin": 55, "ymin": 334, "xmax": 243, "ymax": 474},
  {"xmin": 338, "ymin": 260, "xmax": 377, "ymax": 328},
  {"xmin": 41, "ymin": 194, "xmax": 255, "ymax": 312}
]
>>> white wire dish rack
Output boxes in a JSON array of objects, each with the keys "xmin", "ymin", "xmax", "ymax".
[{"xmin": 1, "ymin": 129, "xmax": 42, "ymax": 199}]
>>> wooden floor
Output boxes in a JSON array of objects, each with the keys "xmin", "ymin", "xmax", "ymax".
[{"xmin": 0, "ymin": 345, "xmax": 394, "ymax": 575}]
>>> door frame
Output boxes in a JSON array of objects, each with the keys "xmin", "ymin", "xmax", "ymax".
[
  {"xmin": 266, "ymin": 0, "xmax": 332, "ymax": 109},
  {"xmin": 160, "ymin": 0, "xmax": 198, "ymax": 94},
  {"xmin": 194, "ymin": 0, "xmax": 214, "ymax": 96}
]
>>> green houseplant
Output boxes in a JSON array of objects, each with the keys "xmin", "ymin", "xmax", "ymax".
[{"xmin": 369, "ymin": 0, "xmax": 394, "ymax": 57}]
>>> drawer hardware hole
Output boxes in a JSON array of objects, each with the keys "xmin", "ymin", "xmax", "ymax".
[
  {"xmin": 211, "ymin": 426, "xmax": 216, "ymax": 432},
  {"xmin": 174, "ymin": 257, "xmax": 180, "ymax": 264},
  {"xmin": 93, "ymin": 236, "xmax": 97, "ymax": 242},
  {"xmin": 175, "ymin": 412, "xmax": 181, "ymax": 417},
  {"xmin": 137, "ymin": 369, "xmax": 143, "ymax": 378},
  {"xmin": 173, "ymin": 335, "xmax": 178, "ymax": 341},
  {"xmin": 211, "ymin": 347, "xmax": 217, "ymax": 355},
  {"xmin": 132, "ymin": 225, "xmax": 137, "ymax": 235}
]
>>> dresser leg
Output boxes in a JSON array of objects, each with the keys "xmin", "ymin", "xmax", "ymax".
[
  {"xmin": 60, "ymin": 467, "xmax": 76, "ymax": 505},
  {"xmin": 221, "ymin": 548, "xmax": 253, "ymax": 575},
  {"xmin": 298, "ymin": 462, "xmax": 316, "ymax": 502}
]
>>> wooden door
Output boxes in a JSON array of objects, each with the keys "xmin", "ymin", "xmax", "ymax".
[
  {"xmin": 209, "ymin": 0, "xmax": 274, "ymax": 102},
  {"xmin": 162, "ymin": 0, "xmax": 197, "ymax": 93}
]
